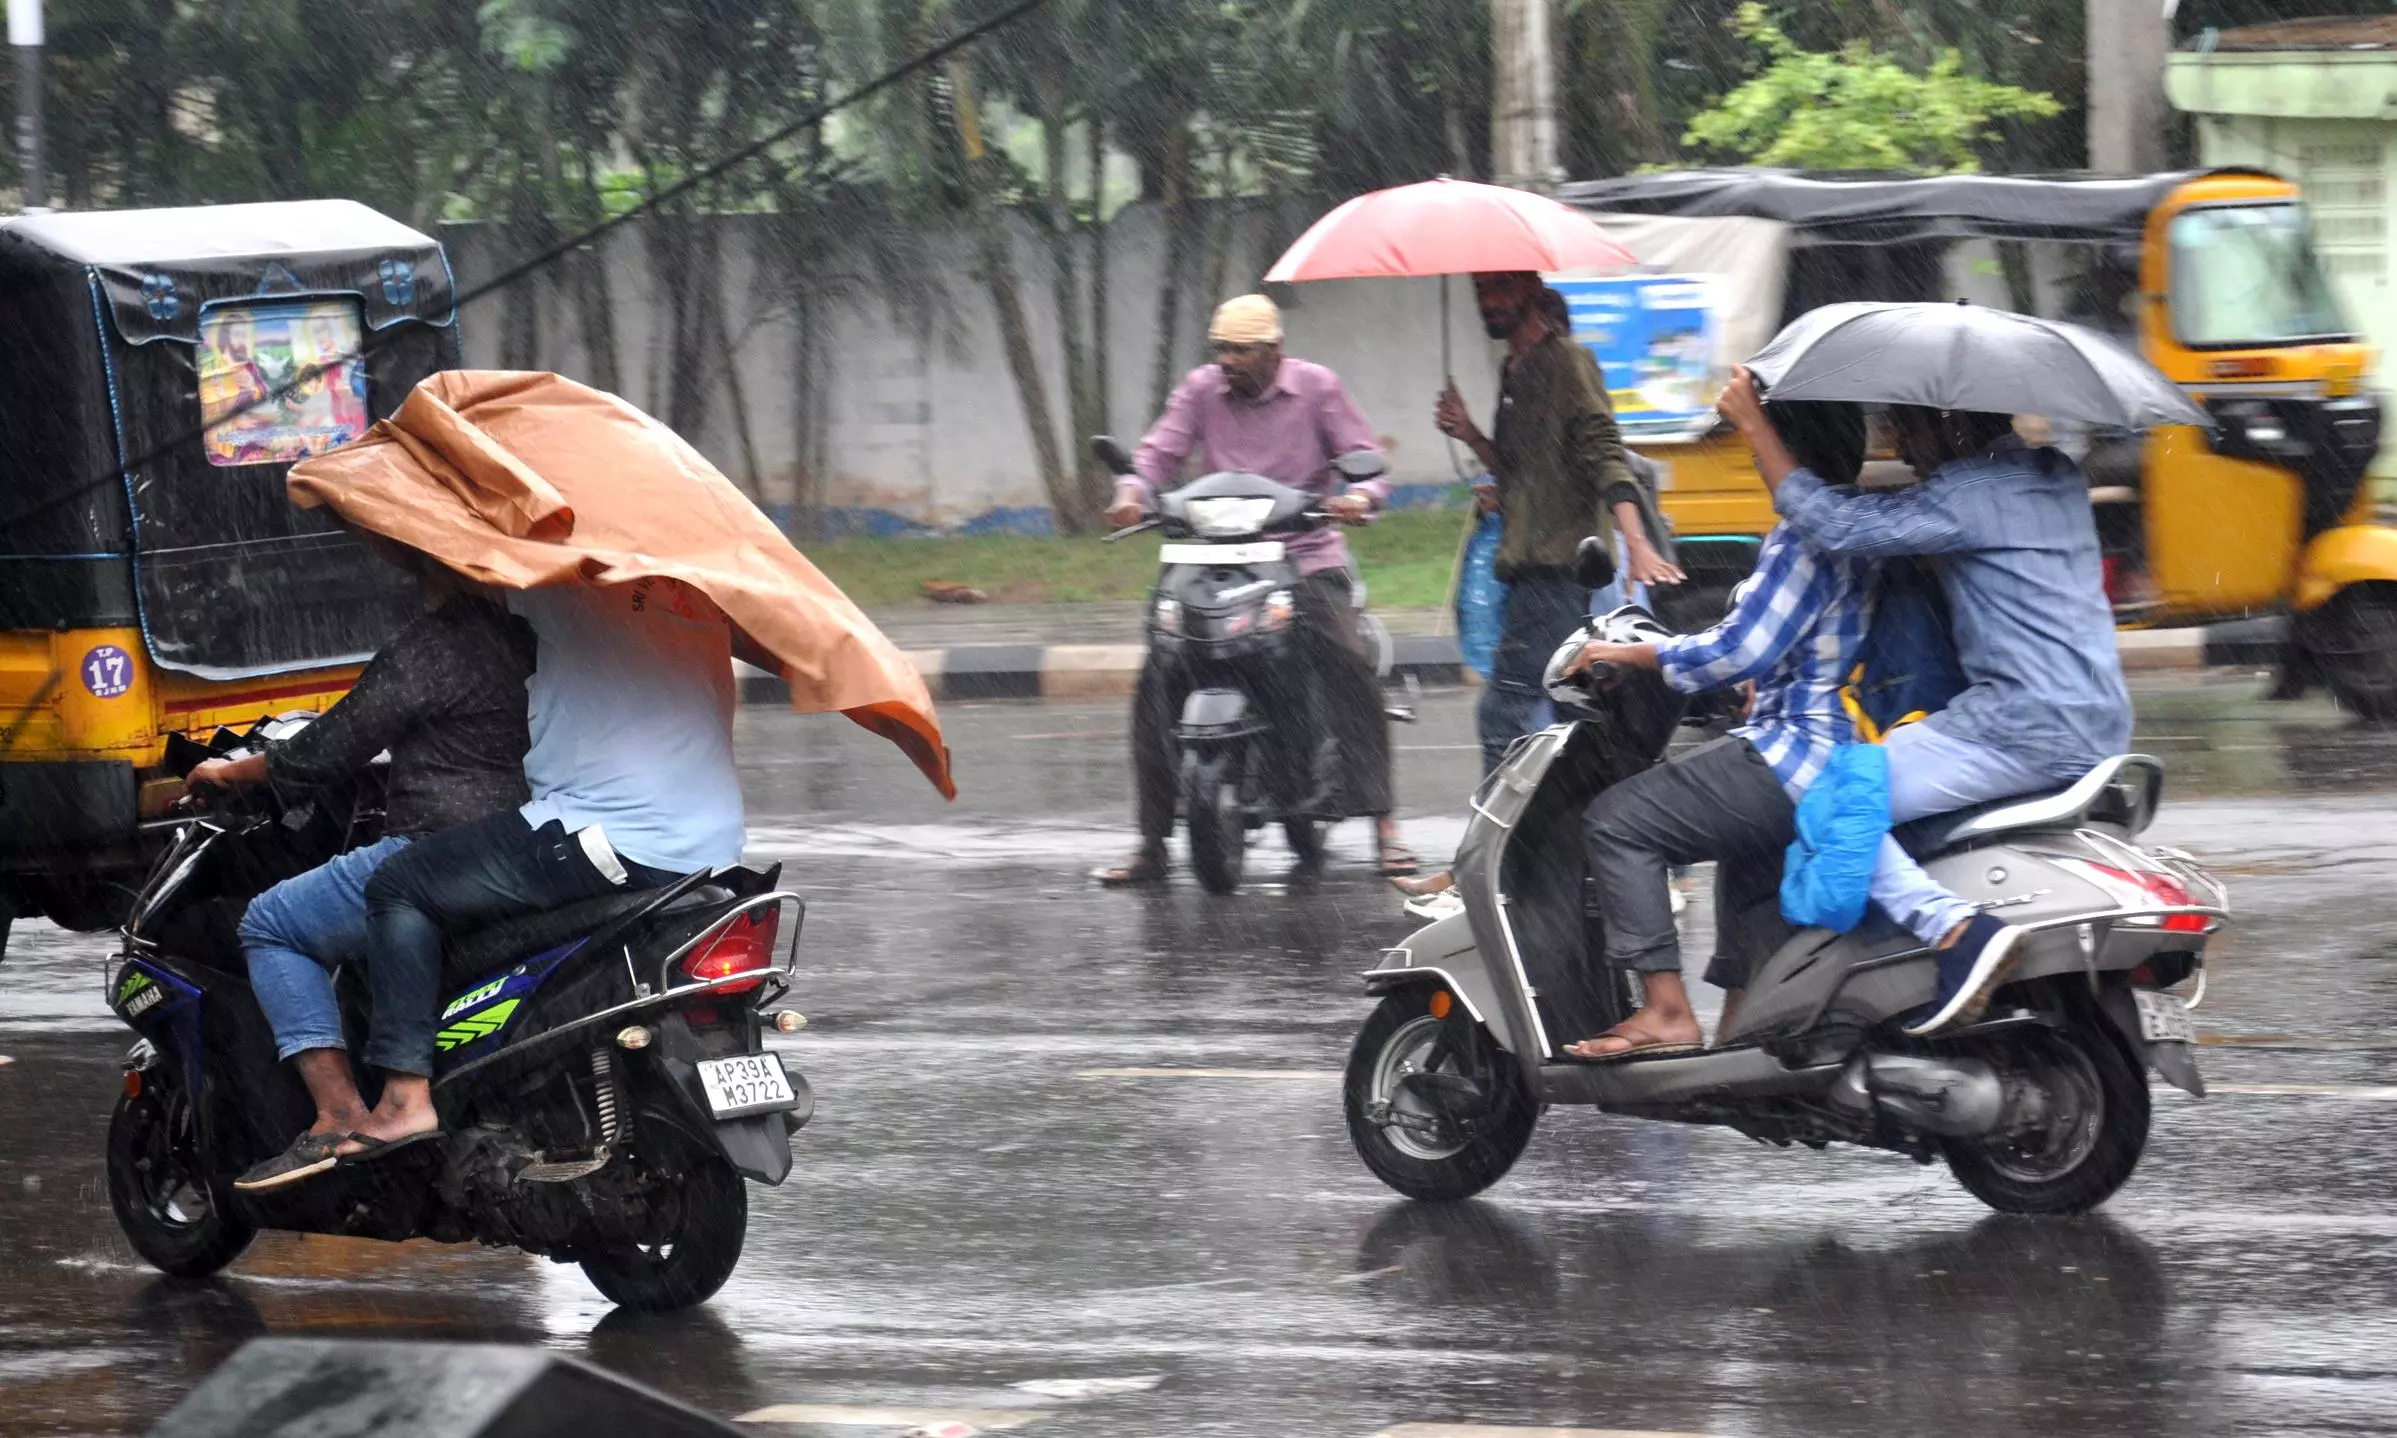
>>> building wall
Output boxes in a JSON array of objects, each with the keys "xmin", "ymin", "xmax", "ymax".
[{"xmin": 438, "ymin": 203, "xmax": 1497, "ymax": 534}]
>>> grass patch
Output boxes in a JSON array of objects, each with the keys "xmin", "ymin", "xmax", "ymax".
[{"xmin": 805, "ymin": 507, "xmax": 1474, "ymax": 610}]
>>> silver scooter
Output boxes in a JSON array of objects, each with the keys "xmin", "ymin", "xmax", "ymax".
[{"xmin": 1345, "ymin": 569, "xmax": 2225, "ymax": 1216}]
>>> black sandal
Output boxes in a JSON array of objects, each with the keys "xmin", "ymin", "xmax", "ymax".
[
  {"xmin": 335, "ymin": 1128, "xmax": 446, "ymax": 1167},
  {"xmin": 234, "ymin": 1131, "xmax": 349, "ymax": 1193}
]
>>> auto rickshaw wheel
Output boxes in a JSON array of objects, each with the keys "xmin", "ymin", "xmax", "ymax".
[{"xmin": 2308, "ymin": 584, "xmax": 2397, "ymax": 722}]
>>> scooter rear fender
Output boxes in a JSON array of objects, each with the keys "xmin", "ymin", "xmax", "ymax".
[{"xmin": 1723, "ymin": 838, "xmax": 2215, "ymax": 1049}]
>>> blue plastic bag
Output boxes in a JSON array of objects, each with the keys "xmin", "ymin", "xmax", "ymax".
[
  {"xmin": 1456, "ymin": 509, "xmax": 1509, "ymax": 680},
  {"xmin": 1780, "ymin": 742, "xmax": 1891, "ymax": 931}
]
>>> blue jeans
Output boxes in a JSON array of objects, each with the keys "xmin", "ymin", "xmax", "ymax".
[
  {"xmin": 1478, "ymin": 568, "xmax": 1591, "ymax": 773},
  {"xmin": 362, "ymin": 811, "xmax": 680, "ymax": 1076},
  {"xmin": 239, "ymin": 835, "xmax": 415, "ymax": 1064},
  {"xmin": 1874, "ymin": 722, "xmax": 2051, "ymax": 945}
]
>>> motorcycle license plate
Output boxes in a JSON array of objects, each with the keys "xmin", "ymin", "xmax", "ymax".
[
  {"xmin": 2133, "ymin": 989, "xmax": 2197, "ymax": 1045},
  {"xmin": 697, "ymin": 1053, "xmax": 798, "ymax": 1118}
]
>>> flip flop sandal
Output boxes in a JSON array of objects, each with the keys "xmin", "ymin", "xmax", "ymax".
[
  {"xmin": 1377, "ymin": 846, "xmax": 1421, "ymax": 879},
  {"xmin": 336, "ymin": 1129, "xmax": 447, "ymax": 1167},
  {"xmin": 234, "ymin": 1131, "xmax": 349, "ymax": 1193},
  {"xmin": 1559, "ymin": 1039, "xmax": 1707, "ymax": 1065},
  {"xmin": 1092, "ymin": 854, "xmax": 1168, "ymax": 887}
]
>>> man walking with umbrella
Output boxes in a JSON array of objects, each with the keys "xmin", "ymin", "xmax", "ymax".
[{"xmin": 1435, "ymin": 271, "xmax": 1684, "ymax": 771}]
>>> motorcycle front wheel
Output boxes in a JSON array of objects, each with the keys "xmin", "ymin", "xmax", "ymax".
[
  {"xmin": 106, "ymin": 1081, "xmax": 256, "ymax": 1278},
  {"xmin": 578, "ymin": 1157, "xmax": 748, "ymax": 1311},
  {"xmin": 1943, "ymin": 1019, "xmax": 2149, "ymax": 1215},
  {"xmin": 1183, "ymin": 750, "xmax": 1248, "ymax": 895},
  {"xmin": 1344, "ymin": 990, "xmax": 1538, "ymax": 1202}
]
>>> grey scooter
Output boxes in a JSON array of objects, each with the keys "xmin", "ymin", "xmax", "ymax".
[{"xmin": 1345, "ymin": 566, "xmax": 2225, "ymax": 1216}]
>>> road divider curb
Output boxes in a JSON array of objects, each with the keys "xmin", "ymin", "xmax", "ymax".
[{"xmin": 736, "ymin": 617, "xmax": 2282, "ymax": 705}]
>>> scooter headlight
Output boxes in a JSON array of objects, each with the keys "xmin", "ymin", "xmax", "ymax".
[
  {"xmin": 1185, "ymin": 496, "xmax": 1275, "ymax": 538},
  {"xmin": 1154, "ymin": 598, "xmax": 1182, "ymax": 634},
  {"xmin": 1262, "ymin": 589, "xmax": 1295, "ymax": 631}
]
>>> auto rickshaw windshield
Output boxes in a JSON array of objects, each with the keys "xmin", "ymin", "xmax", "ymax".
[{"xmin": 2168, "ymin": 202, "xmax": 2349, "ymax": 349}]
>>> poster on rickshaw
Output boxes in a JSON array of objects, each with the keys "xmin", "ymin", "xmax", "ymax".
[
  {"xmin": 198, "ymin": 298, "xmax": 372, "ymax": 467},
  {"xmin": 1550, "ymin": 275, "xmax": 1722, "ymax": 436}
]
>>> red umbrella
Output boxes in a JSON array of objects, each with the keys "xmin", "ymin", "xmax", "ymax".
[{"xmin": 1264, "ymin": 177, "xmax": 1635, "ymax": 282}]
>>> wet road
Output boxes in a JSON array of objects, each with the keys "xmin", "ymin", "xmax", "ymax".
[{"xmin": 6, "ymin": 674, "xmax": 2397, "ymax": 1437}]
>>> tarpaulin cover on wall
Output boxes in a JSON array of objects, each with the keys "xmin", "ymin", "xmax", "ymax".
[
  {"xmin": 0, "ymin": 200, "xmax": 459, "ymax": 675},
  {"xmin": 288, "ymin": 370, "xmax": 955, "ymax": 799},
  {"xmin": 1560, "ymin": 169, "xmax": 2267, "ymax": 246}
]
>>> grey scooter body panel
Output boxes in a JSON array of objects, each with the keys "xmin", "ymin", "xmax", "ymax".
[{"xmin": 1362, "ymin": 701, "xmax": 2221, "ymax": 1115}]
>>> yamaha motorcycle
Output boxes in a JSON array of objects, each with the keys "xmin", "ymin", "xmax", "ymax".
[
  {"xmin": 1347, "ymin": 580, "xmax": 2226, "ymax": 1215},
  {"xmin": 102, "ymin": 717, "xmax": 811, "ymax": 1310},
  {"xmin": 1095, "ymin": 435, "xmax": 1393, "ymax": 894}
]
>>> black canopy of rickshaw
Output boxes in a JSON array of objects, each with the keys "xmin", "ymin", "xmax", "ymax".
[
  {"xmin": 0, "ymin": 200, "xmax": 459, "ymax": 680},
  {"xmin": 1559, "ymin": 167, "xmax": 2282, "ymax": 246}
]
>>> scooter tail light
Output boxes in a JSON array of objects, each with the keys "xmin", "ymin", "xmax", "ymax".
[
  {"xmin": 680, "ymin": 907, "xmax": 782, "ymax": 994},
  {"xmin": 2056, "ymin": 858, "xmax": 2207, "ymax": 930}
]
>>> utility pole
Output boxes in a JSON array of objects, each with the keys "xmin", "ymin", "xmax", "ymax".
[
  {"xmin": 1491, "ymin": 0, "xmax": 1561, "ymax": 192},
  {"xmin": 2086, "ymin": 0, "xmax": 2171, "ymax": 174},
  {"xmin": 8, "ymin": 0, "xmax": 42, "ymax": 209}
]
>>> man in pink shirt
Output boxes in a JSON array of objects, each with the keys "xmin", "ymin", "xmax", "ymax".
[{"xmin": 1093, "ymin": 294, "xmax": 1414, "ymax": 885}]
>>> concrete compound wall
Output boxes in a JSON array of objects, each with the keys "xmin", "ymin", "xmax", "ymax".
[{"xmin": 439, "ymin": 203, "xmax": 1497, "ymax": 534}]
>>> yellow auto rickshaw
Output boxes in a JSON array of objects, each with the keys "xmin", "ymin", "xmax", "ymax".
[
  {"xmin": 0, "ymin": 201, "xmax": 460, "ymax": 945},
  {"xmin": 1560, "ymin": 167, "xmax": 2393, "ymax": 713}
]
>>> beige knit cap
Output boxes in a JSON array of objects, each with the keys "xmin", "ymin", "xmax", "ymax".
[{"xmin": 1208, "ymin": 293, "xmax": 1283, "ymax": 345}]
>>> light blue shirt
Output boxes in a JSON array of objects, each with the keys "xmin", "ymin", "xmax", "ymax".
[
  {"xmin": 512, "ymin": 581, "xmax": 745, "ymax": 874},
  {"xmin": 1772, "ymin": 439, "xmax": 2133, "ymax": 783}
]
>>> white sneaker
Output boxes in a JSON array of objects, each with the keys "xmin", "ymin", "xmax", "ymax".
[{"xmin": 1403, "ymin": 890, "xmax": 1467, "ymax": 922}]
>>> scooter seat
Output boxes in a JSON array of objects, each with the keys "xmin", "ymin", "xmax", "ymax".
[
  {"xmin": 1892, "ymin": 754, "xmax": 2163, "ymax": 859},
  {"xmin": 442, "ymin": 891, "xmax": 662, "ymax": 985}
]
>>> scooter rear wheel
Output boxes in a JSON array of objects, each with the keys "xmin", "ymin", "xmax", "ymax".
[
  {"xmin": 1943, "ymin": 1020, "xmax": 2149, "ymax": 1216},
  {"xmin": 1184, "ymin": 752, "xmax": 1248, "ymax": 895},
  {"xmin": 106, "ymin": 1082, "xmax": 256, "ymax": 1278},
  {"xmin": 577, "ymin": 1157, "xmax": 748, "ymax": 1311},
  {"xmin": 1344, "ymin": 990, "xmax": 1538, "ymax": 1202}
]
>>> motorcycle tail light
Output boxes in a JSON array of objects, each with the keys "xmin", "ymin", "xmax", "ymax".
[
  {"xmin": 2058, "ymin": 859, "xmax": 2209, "ymax": 932},
  {"xmin": 681, "ymin": 907, "xmax": 781, "ymax": 994}
]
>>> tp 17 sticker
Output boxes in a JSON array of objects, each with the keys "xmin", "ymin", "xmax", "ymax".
[{"xmin": 81, "ymin": 644, "xmax": 133, "ymax": 699}]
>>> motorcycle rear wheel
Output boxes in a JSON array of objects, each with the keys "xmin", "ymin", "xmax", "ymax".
[
  {"xmin": 1344, "ymin": 990, "xmax": 1538, "ymax": 1202},
  {"xmin": 106, "ymin": 1084, "xmax": 256, "ymax": 1278},
  {"xmin": 577, "ymin": 1157, "xmax": 748, "ymax": 1311},
  {"xmin": 1184, "ymin": 751, "xmax": 1247, "ymax": 895},
  {"xmin": 1943, "ymin": 1021, "xmax": 2149, "ymax": 1216}
]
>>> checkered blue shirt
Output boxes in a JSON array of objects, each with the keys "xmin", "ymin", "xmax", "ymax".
[{"xmin": 1654, "ymin": 519, "xmax": 1876, "ymax": 797}]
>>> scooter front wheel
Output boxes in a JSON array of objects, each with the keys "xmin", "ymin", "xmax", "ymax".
[
  {"xmin": 1344, "ymin": 990, "xmax": 1538, "ymax": 1202},
  {"xmin": 106, "ymin": 1081, "xmax": 256, "ymax": 1278},
  {"xmin": 1183, "ymin": 751, "xmax": 1247, "ymax": 895}
]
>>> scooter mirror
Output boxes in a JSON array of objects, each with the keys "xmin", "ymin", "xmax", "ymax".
[
  {"xmin": 1090, "ymin": 436, "xmax": 1137, "ymax": 476},
  {"xmin": 1333, "ymin": 449, "xmax": 1388, "ymax": 481},
  {"xmin": 1574, "ymin": 535, "xmax": 1617, "ymax": 591}
]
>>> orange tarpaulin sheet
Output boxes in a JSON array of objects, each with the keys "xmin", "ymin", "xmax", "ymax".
[{"xmin": 288, "ymin": 370, "xmax": 954, "ymax": 798}]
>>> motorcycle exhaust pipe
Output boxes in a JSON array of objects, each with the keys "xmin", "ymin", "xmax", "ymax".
[{"xmin": 1827, "ymin": 1053, "xmax": 2007, "ymax": 1138}]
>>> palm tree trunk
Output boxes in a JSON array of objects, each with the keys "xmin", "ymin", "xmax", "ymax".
[{"xmin": 1149, "ymin": 120, "xmax": 1193, "ymax": 420}]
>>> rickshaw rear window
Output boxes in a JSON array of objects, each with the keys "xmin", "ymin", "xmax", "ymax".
[
  {"xmin": 2168, "ymin": 204, "xmax": 2349, "ymax": 349},
  {"xmin": 198, "ymin": 298, "xmax": 370, "ymax": 466}
]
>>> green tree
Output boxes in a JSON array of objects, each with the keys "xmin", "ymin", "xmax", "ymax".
[{"xmin": 1682, "ymin": 3, "xmax": 2061, "ymax": 173}]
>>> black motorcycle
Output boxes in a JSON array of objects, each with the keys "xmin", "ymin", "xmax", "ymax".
[
  {"xmin": 102, "ymin": 718, "xmax": 812, "ymax": 1311},
  {"xmin": 1096, "ymin": 436, "xmax": 1391, "ymax": 894}
]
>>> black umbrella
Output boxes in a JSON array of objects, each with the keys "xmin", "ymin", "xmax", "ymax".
[{"xmin": 1747, "ymin": 301, "xmax": 2213, "ymax": 430}]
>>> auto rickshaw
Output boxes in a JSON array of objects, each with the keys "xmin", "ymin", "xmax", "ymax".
[
  {"xmin": 1560, "ymin": 167, "xmax": 2394, "ymax": 713},
  {"xmin": 0, "ymin": 201, "xmax": 459, "ymax": 948}
]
